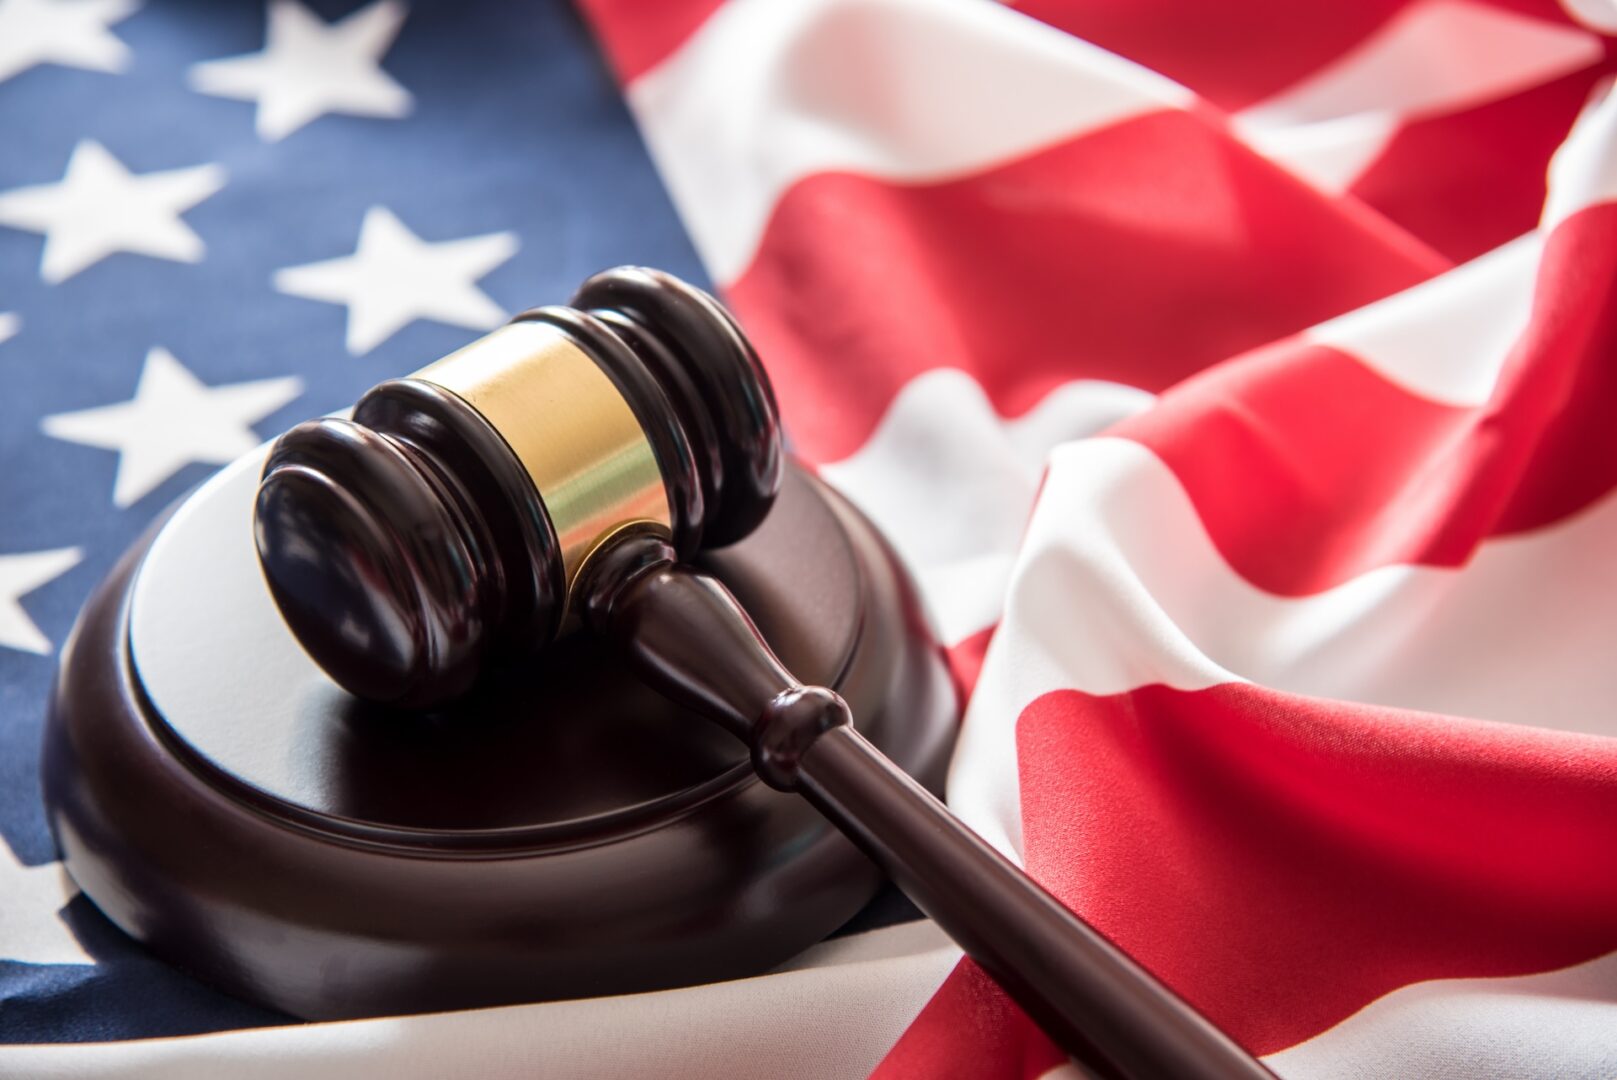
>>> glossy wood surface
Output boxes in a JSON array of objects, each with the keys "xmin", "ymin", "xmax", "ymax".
[
  {"xmin": 799, "ymin": 729, "xmax": 1274, "ymax": 1079},
  {"xmin": 582, "ymin": 532, "xmax": 1276, "ymax": 1080},
  {"xmin": 243, "ymin": 266, "xmax": 1272, "ymax": 1075},
  {"xmin": 254, "ymin": 268, "xmax": 785, "ymax": 711},
  {"xmin": 568, "ymin": 266, "xmax": 782, "ymax": 549},
  {"xmin": 43, "ymin": 461, "xmax": 957, "ymax": 1019}
]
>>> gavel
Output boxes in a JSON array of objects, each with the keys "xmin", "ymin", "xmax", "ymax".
[{"xmin": 253, "ymin": 267, "xmax": 1273, "ymax": 1080}]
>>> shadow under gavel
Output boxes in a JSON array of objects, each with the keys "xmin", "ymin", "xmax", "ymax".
[{"xmin": 252, "ymin": 265, "xmax": 1275, "ymax": 1080}]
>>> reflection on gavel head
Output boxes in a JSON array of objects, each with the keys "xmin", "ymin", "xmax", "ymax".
[
  {"xmin": 253, "ymin": 267, "xmax": 782, "ymax": 710},
  {"xmin": 251, "ymin": 270, "xmax": 1265, "ymax": 1080}
]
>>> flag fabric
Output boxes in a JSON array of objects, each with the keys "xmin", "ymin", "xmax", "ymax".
[{"xmin": 3, "ymin": 0, "xmax": 1617, "ymax": 1077}]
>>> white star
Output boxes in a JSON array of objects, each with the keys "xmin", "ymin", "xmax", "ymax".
[
  {"xmin": 0, "ymin": 140, "xmax": 225, "ymax": 284},
  {"xmin": 0, "ymin": 312, "xmax": 17, "ymax": 347},
  {"xmin": 0, "ymin": 547, "xmax": 80, "ymax": 655},
  {"xmin": 0, "ymin": 834, "xmax": 89, "ymax": 965},
  {"xmin": 189, "ymin": 0, "xmax": 412, "ymax": 142},
  {"xmin": 275, "ymin": 206, "xmax": 516, "ymax": 354},
  {"xmin": 0, "ymin": 0, "xmax": 139, "ymax": 86},
  {"xmin": 42, "ymin": 347, "xmax": 303, "ymax": 507}
]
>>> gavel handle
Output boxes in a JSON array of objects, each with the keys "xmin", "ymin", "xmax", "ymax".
[{"xmin": 581, "ymin": 535, "xmax": 1275, "ymax": 1080}]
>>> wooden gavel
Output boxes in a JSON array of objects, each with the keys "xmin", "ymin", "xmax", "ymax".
[{"xmin": 252, "ymin": 266, "xmax": 1274, "ymax": 1080}]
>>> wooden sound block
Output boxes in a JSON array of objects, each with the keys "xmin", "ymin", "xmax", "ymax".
[{"xmin": 41, "ymin": 450, "xmax": 958, "ymax": 1021}]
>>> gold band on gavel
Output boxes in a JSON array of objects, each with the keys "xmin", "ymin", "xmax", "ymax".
[{"xmin": 411, "ymin": 321, "xmax": 672, "ymax": 596}]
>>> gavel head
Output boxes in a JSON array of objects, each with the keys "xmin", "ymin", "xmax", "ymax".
[{"xmin": 253, "ymin": 267, "xmax": 782, "ymax": 710}]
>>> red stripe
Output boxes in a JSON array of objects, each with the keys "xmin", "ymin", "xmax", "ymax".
[
  {"xmin": 1017, "ymin": 683, "xmax": 1617, "ymax": 1055},
  {"xmin": 945, "ymin": 626, "xmax": 996, "ymax": 702},
  {"xmin": 727, "ymin": 109, "xmax": 1445, "ymax": 463},
  {"xmin": 874, "ymin": 679, "xmax": 1617, "ymax": 1074},
  {"xmin": 867, "ymin": 958, "xmax": 1064, "ymax": 1080},
  {"xmin": 1349, "ymin": 59, "xmax": 1611, "ymax": 262},
  {"xmin": 574, "ymin": 0, "xmax": 725, "ymax": 85},
  {"xmin": 1011, "ymin": 0, "xmax": 1410, "ymax": 111},
  {"xmin": 1112, "ymin": 202, "xmax": 1617, "ymax": 595},
  {"xmin": 1019, "ymin": 0, "xmax": 1610, "ymax": 263}
]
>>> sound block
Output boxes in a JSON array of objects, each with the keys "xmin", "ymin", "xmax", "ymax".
[{"xmin": 42, "ymin": 450, "xmax": 957, "ymax": 1020}]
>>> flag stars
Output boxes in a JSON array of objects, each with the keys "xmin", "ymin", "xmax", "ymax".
[
  {"xmin": 0, "ymin": 313, "xmax": 17, "ymax": 347},
  {"xmin": 42, "ymin": 347, "xmax": 303, "ymax": 508},
  {"xmin": 0, "ymin": 548, "xmax": 81, "ymax": 656},
  {"xmin": 275, "ymin": 206, "xmax": 517, "ymax": 354},
  {"xmin": 0, "ymin": 141, "xmax": 226, "ymax": 284},
  {"xmin": 0, "ymin": 0, "xmax": 139, "ymax": 86},
  {"xmin": 190, "ymin": 0, "xmax": 413, "ymax": 142},
  {"xmin": 0, "ymin": 835, "xmax": 89, "ymax": 965}
]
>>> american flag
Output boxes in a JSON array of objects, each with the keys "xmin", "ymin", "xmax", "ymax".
[{"xmin": 2, "ymin": 0, "xmax": 1616, "ymax": 1076}]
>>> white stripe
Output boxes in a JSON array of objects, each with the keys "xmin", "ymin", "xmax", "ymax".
[
  {"xmin": 1239, "ymin": 0, "xmax": 1600, "ymax": 129},
  {"xmin": 823, "ymin": 210, "xmax": 1553, "ymax": 655},
  {"xmin": 1083, "ymin": 440, "xmax": 1617, "ymax": 735},
  {"xmin": 1544, "ymin": 75, "xmax": 1617, "ymax": 229},
  {"xmin": 946, "ymin": 437, "xmax": 1617, "ymax": 859},
  {"xmin": 1236, "ymin": 0, "xmax": 1600, "ymax": 192},
  {"xmin": 1000, "ymin": 437, "xmax": 1617, "ymax": 731},
  {"xmin": 1264, "ymin": 950, "xmax": 1617, "ymax": 1079},
  {"xmin": 819, "ymin": 369, "xmax": 1153, "ymax": 644},
  {"xmin": 946, "ymin": 438, "xmax": 1245, "ymax": 859},
  {"xmin": 819, "ymin": 192, "xmax": 1600, "ymax": 862},
  {"xmin": 1039, "ymin": 1066, "xmax": 1104, "ymax": 1080},
  {"xmin": 1233, "ymin": 112, "xmax": 1397, "ymax": 194},
  {"xmin": 628, "ymin": 0, "xmax": 1191, "ymax": 283},
  {"xmin": 0, "ymin": 923, "xmax": 959, "ymax": 1080},
  {"xmin": 1560, "ymin": 0, "xmax": 1617, "ymax": 34},
  {"xmin": 1305, "ymin": 231, "xmax": 1540, "ymax": 406}
]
